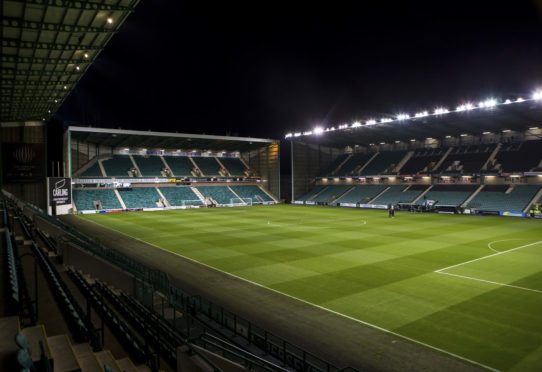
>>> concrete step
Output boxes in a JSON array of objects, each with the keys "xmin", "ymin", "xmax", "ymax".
[
  {"xmin": 94, "ymin": 350, "xmax": 121, "ymax": 372},
  {"xmin": 0, "ymin": 316, "xmax": 20, "ymax": 371},
  {"xmin": 47, "ymin": 334, "xmax": 82, "ymax": 372},
  {"xmin": 21, "ymin": 324, "xmax": 53, "ymax": 364},
  {"xmin": 72, "ymin": 343, "xmax": 101, "ymax": 372},
  {"xmin": 116, "ymin": 357, "xmax": 138, "ymax": 372}
]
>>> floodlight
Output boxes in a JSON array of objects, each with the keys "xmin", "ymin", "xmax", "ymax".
[
  {"xmin": 107, "ymin": 17, "xmax": 113, "ymax": 24},
  {"xmin": 504, "ymin": 99, "xmax": 512, "ymax": 104},
  {"xmin": 434, "ymin": 107, "xmax": 449, "ymax": 115},
  {"xmin": 365, "ymin": 119, "xmax": 376, "ymax": 125},
  {"xmin": 313, "ymin": 127, "xmax": 324, "ymax": 135},
  {"xmin": 380, "ymin": 118, "xmax": 392, "ymax": 123},
  {"xmin": 303, "ymin": 131, "xmax": 313, "ymax": 135},
  {"xmin": 293, "ymin": 132, "xmax": 301, "ymax": 137},
  {"xmin": 529, "ymin": 127, "xmax": 539, "ymax": 130},
  {"xmin": 502, "ymin": 129, "xmax": 511, "ymax": 132},
  {"xmin": 396, "ymin": 113, "xmax": 410, "ymax": 120},
  {"xmin": 84, "ymin": 53, "xmax": 89, "ymax": 58},
  {"xmin": 456, "ymin": 103, "xmax": 474, "ymax": 111},
  {"xmin": 533, "ymin": 91, "xmax": 542, "ymax": 100},
  {"xmin": 445, "ymin": 135, "xmax": 451, "ymax": 138},
  {"xmin": 285, "ymin": 133, "xmax": 293, "ymax": 138},
  {"xmin": 410, "ymin": 139, "xmax": 415, "ymax": 142},
  {"xmin": 351, "ymin": 121, "xmax": 362, "ymax": 128},
  {"xmin": 460, "ymin": 134, "xmax": 468, "ymax": 137},
  {"xmin": 516, "ymin": 97, "xmax": 524, "ymax": 102},
  {"xmin": 414, "ymin": 111, "xmax": 429, "ymax": 118},
  {"xmin": 482, "ymin": 131, "xmax": 491, "ymax": 135},
  {"xmin": 75, "ymin": 66, "xmax": 80, "ymax": 71},
  {"xmin": 479, "ymin": 98, "xmax": 497, "ymax": 108}
]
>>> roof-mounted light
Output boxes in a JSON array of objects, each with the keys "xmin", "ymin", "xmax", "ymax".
[
  {"xmin": 479, "ymin": 98, "xmax": 497, "ymax": 108},
  {"xmin": 313, "ymin": 127, "xmax": 324, "ymax": 135},
  {"xmin": 414, "ymin": 111, "xmax": 429, "ymax": 118},
  {"xmin": 365, "ymin": 119, "xmax": 377, "ymax": 125},
  {"xmin": 434, "ymin": 107, "xmax": 449, "ymax": 115},
  {"xmin": 285, "ymin": 133, "xmax": 293, "ymax": 138},
  {"xmin": 351, "ymin": 121, "xmax": 362, "ymax": 128},
  {"xmin": 533, "ymin": 90, "xmax": 542, "ymax": 100},
  {"xmin": 396, "ymin": 113, "xmax": 410, "ymax": 120},
  {"xmin": 380, "ymin": 118, "xmax": 392, "ymax": 123},
  {"xmin": 456, "ymin": 103, "xmax": 474, "ymax": 111}
]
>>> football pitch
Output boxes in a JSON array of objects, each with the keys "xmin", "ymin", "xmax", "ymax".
[{"xmin": 80, "ymin": 205, "xmax": 542, "ymax": 371}]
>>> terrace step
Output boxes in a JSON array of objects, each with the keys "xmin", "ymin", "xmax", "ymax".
[
  {"xmin": 72, "ymin": 343, "xmax": 101, "ymax": 372},
  {"xmin": 94, "ymin": 350, "xmax": 121, "ymax": 372},
  {"xmin": 47, "ymin": 334, "xmax": 82, "ymax": 372},
  {"xmin": 21, "ymin": 324, "xmax": 53, "ymax": 364}
]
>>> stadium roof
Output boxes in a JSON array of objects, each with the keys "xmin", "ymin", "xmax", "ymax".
[
  {"xmin": 67, "ymin": 126, "xmax": 279, "ymax": 152},
  {"xmin": 287, "ymin": 98, "xmax": 542, "ymax": 148},
  {"xmin": 1, "ymin": 0, "xmax": 140, "ymax": 123}
]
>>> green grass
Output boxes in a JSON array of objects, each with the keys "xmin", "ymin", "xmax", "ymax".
[{"xmin": 81, "ymin": 205, "xmax": 542, "ymax": 371}]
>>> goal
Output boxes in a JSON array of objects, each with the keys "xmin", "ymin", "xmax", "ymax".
[
  {"xmin": 230, "ymin": 197, "xmax": 253, "ymax": 206},
  {"xmin": 181, "ymin": 199, "xmax": 205, "ymax": 207}
]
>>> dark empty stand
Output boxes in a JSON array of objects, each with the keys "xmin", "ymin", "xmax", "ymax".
[
  {"xmin": 102, "ymin": 155, "xmax": 135, "ymax": 177},
  {"xmin": 470, "ymin": 184, "xmax": 540, "ymax": 211},
  {"xmin": 361, "ymin": 151, "xmax": 407, "ymax": 175},
  {"xmin": 219, "ymin": 157, "xmax": 247, "ymax": 176},
  {"xmin": 163, "ymin": 156, "xmax": 195, "ymax": 176},
  {"xmin": 193, "ymin": 157, "xmax": 221, "ymax": 176},
  {"xmin": 319, "ymin": 154, "xmax": 350, "ymax": 176},
  {"xmin": 400, "ymin": 148, "xmax": 446, "ymax": 174},
  {"xmin": 436, "ymin": 144, "xmax": 495, "ymax": 174},
  {"xmin": 296, "ymin": 185, "xmax": 327, "ymax": 201},
  {"xmin": 371, "ymin": 185, "xmax": 427, "ymax": 205},
  {"xmin": 418, "ymin": 184, "xmax": 478, "ymax": 206},
  {"xmin": 335, "ymin": 153, "xmax": 374, "ymax": 176},
  {"xmin": 133, "ymin": 155, "xmax": 165, "ymax": 177},
  {"xmin": 492, "ymin": 140, "xmax": 542, "ymax": 173}
]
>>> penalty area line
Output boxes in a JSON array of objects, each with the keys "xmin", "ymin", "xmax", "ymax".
[
  {"xmin": 435, "ymin": 240, "xmax": 542, "ymax": 273},
  {"xmin": 436, "ymin": 271, "xmax": 542, "ymax": 294},
  {"xmin": 78, "ymin": 216, "xmax": 498, "ymax": 372}
]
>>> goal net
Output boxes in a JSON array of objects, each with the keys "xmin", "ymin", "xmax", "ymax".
[
  {"xmin": 181, "ymin": 199, "xmax": 205, "ymax": 207},
  {"xmin": 230, "ymin": 197, "xmax": 253, "ymax": 206}
]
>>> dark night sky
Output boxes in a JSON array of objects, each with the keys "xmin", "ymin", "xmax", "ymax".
[{"xmin": 56, "ymin": 0, "xmax": 542, "ymax": 139}]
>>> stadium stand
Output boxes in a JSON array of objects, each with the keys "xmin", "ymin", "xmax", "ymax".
[
  {"xmin": 133, "ymin": 155, "xmax": 166, "ymax": 177},
  {"xmin": 361, "ymin": 151, "xmax": 407, "ymax": 175},
  {"xmin": 73, "ymin": 189, "xmax": 122, "ymax": 211},
  {"xmin": 296, "ymin": 185, "xmax": 327, "ymax": 201},
  {"xmin": 119, "ymin": 188, "xmax": 161, "ymax": 209},
  {"xmin": 219, "ymin": 157, "xmax": 247, "ymax": 176},
  {"xmin": 163, "ymin": 156, "xmax": 196, "ymax": 176},
  {"xmin": 334, "ymin": 153, "xmax": 375, "ymax": 176},
  {"xmin": 469, "ymin": 184, "xmax": 541, "ymax": 211},
  {"xmin": 371, "ymin": 185, "xmax": 427, "ymax": 205},
  {"xmin": 416, "ymin": 184, "xmax": 478, "ymax": 206},
  {"xmin": 399, "ymin": 148, "xmax": 447, "ymax": 174},
  {"xmin": 193, "ymin": 157, "xmax": 221, "ymax": 176},
  {"xmin": 102, "ymin": 155, "xmax": 136, "ymax": 177},
  {"xmin": 230, "ymin": 185, "xmax": 274, "ymax": 202},
  {"xmin": 319, "ymin": 154, "xmax": 350, "ymax": 176},
  {"xmin": 436, "ymin": 144, "xmax": 495, "ymax": 174},
  {"xmin": 335, "ymin": 185, "xmax": 387, "ymax": 204},
  {"xmin": 79, "ymin": 161, "xmax": 103, "ymax": 177},
  {"xmin": 196, "ymin": 185, "xmax": 237, "ymax": 205},
  {"xmin": 312, "ymin": 185, "xmax": 352, "ymax": 202},
  {"xmin": 159, "ymin": 186, "xmax": 203, "ymax": 206},
  {"xmin": 490, "ymin": 140, "xmax": 542, "ymax": 173}
]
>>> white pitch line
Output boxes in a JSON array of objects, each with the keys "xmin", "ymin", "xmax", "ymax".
[
  {"xmin": 436, "ymin": 271, "xmax": 542, "ymax": 294},
  {"xmin": 435, "ymin": 241, "xmax": 542, "ymax": 273},
  {"xmin": 79, "ymin": 216, "xmax": 498, "ymax": 372}
]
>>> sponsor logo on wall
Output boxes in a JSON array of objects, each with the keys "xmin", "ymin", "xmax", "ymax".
[
  {"xmin": 1, "ymin": 143, "xmax": 45, "ymax": 183},
  {"xmin": 48, "ymin": 177, "xmax": 72, "ymax": 206}
]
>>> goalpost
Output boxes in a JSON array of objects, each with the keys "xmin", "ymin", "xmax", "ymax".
[
  {"xmin": 230, "ymin": 197, "xmax": 253, "ymax": 207},
  {"xmin": 181, "ymin": 199, "xmax": 206, "ymax": 207}
]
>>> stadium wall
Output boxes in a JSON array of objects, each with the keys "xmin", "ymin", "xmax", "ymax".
[
  {"xmin": 243, "ymin": 142, "xmax": 281, "ymax": 198},
  {"xmin": 0, "ymin": 121, "xmax": 47, "ymax": 208}
]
